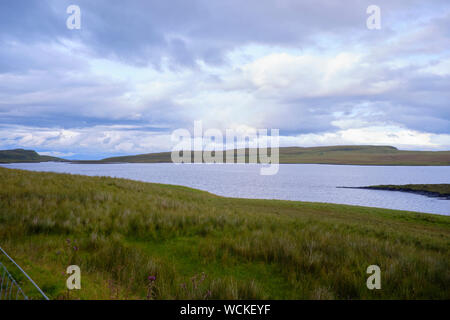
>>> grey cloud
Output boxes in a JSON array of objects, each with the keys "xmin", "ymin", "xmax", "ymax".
[
  {"xmin": 0, "ymin": 0, "xmax": 449, "ymax": 156},
  {"xmin": 2, "ymin": 0, "xmax": 449, "ymax": 68}
]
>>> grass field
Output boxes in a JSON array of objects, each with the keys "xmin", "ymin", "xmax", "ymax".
[{"xmin": 0, "ymin": 167, "xmax": 449, "ymax": 299}]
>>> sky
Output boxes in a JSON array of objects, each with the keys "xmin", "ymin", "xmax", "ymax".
[{"xmin": 0, "ymin": 0, "xmax": 449, "ymax": 159}]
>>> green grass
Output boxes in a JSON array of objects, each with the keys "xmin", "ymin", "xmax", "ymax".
[
  {"xmin": 0, "ymin": 167, "xmax": 449, "ymax": 300},
  {"xmin": 362, "ymin": 184, "xmax": 450, "ymax": 198},
  {"xmin": 89, "ymin": 145, "xmax": 450, "ymax": 165}
]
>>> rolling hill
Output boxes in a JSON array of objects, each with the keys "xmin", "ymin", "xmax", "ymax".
[
  {"xmin": 2, "ymin": 146, "xmax": 450, "ymax": 165},
  {"xmin": 0, "ymin": 149, "xmax": 66, "ymax": 163},
  {"xmin": 96, "ymin": 145, "xmax": 450, "ymax": 166}
]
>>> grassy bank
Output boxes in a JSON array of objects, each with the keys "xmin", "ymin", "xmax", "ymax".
[
  {"xmin": 0, "ymin": 167, "xmax": 449, "ymax": 299},
  {"xmin": 360, "ymin": 184, "xmax": 450, "ymax": 198}
]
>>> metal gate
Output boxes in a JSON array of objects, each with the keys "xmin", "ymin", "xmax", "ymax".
[{"xmin": 0, "ymin": 246, "xmax": 49, "ymax": 300}]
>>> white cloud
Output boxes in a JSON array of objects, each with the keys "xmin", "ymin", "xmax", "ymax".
[
  {"xmin": 419, "ymin": 58, "xmax": 450, "ymax": 76},
  {"xmin": 1, "ymin": 122, "xmax": 449, "ymax": 161},
  {"xmin": 39, "ymin": 151, "xmax": 75, "ymax": 157},
  {"xmin": 281, "ymin": 126, "xmax": 450, "ymax": 150},
  {"xmin": 235, "ymin": 51, "xmax": 404, "ymax": 100}
]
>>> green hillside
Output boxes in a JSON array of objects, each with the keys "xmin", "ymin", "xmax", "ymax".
[
  {"xmin": 97, "ymin": 145, "xmax": 450, "ymax": 166},
  {"xmin": 0, "ymin": 149, "xmax": 66, "ymax": 163}
]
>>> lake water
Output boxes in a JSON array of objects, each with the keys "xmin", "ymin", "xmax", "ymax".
[{"xmin": 1, "ymin": 162, "xmax": 449, "ymax": 215}]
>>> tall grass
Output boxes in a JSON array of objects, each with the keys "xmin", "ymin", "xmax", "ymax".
[{"xmin": 0, "ymin": 167, "xmax": 449, "ymax": 299}]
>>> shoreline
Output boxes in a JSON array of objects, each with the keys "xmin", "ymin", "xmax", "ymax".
[
  {"xmin": 1, "ymin": 166, "xmax": 449, "ymax": 299},
  {"xmin": 338, "ymin": 186, "xmax": 450, "ymax": 200},
  {"xmin": 1, "ymin": 165, "xmax": 449, "ymax": 216}
]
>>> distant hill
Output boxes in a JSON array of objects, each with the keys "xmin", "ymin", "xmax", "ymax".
[
  {"xmin": 0, "ymin": 149, "xmax": 67, "ymax": 163},
  {"xmin": 277, "ymin": 145, "xmax": 450, "ymax": 165},
  {"xmin": 3, "ymin": 146, "xmax": 449, "ymax": 165},
  {"xmin": 94, "ymin": 145, "xmax": 450, "ymax": 166}
]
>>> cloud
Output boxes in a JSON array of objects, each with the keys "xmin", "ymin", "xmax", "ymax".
[
  {"xmin": 281, "ymin": 126, "xmax": 450, "ymax": 151},
  {"xmin": 0, "ymin": 0, "xmax": 449, "ymax": 157},
  {"xmin": 39, "ymin": 151, "xmax": 75, "ymax": 157},
  {"xmin": 1, "ymin": 122, "xmax": 448, "ymax": 161},
  {"xmin": 2, "ymin": 0, "xmax": 448, "ymax": 68}
]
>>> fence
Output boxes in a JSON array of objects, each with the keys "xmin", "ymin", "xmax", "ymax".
[{"xmin": 0, "ymin": 246, "xmax": 49, "ymax": 300}]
